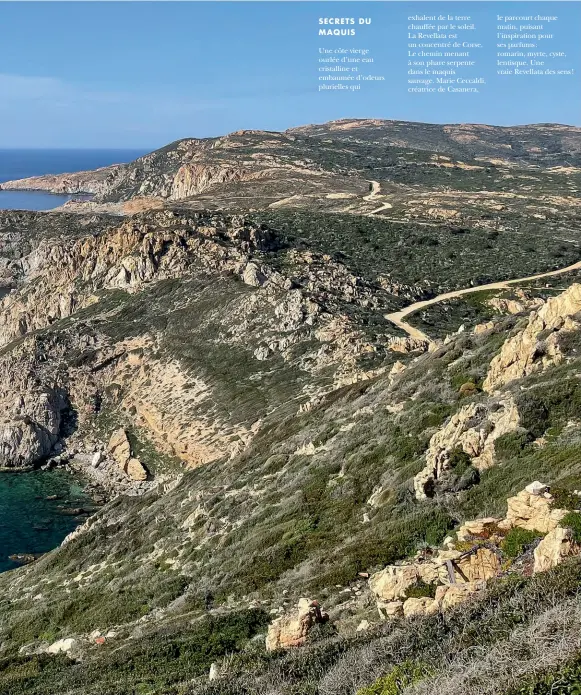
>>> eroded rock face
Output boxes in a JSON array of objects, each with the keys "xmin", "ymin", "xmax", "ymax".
[
  {"xmin": 369, "ymin": 564, "xmax": 420, "ymax": 602},
  {"xmin": 265, "ymin": 599, "xmax": 328, "ymax": 651},
  {"xmin": 414, "ymin": 398, "xmax": 519, "ymax": 499},
  {"xmin": 534, "ymin": 525, "xmax": 580, "ymax": 573},
  {"xmin": 504, "ymin": 488, "xmax": 567, "ymax": 534},
  {"xmin": 484, "ymin": 283, "xmax": 581, "ymax": 392},
  {"xmin": 0, "ymin": 357, "xmax": 66, "ymax": 468}
]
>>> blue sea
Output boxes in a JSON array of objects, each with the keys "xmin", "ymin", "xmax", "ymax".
[
  {"xmin": 0, "ymin": 149, "xmax": 148, "ymax": 211},
  {"xmin": 0, "ymin": 469, "xmax": 93, "ymax": 572}
]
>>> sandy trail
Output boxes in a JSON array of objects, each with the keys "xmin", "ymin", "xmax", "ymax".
[
  {"xmin": 384, "ymin": 259, "xmax": 581, "ymax": 343},
  {"xmin": 363, "ymin": 180, "xmax": 394, "ymax": 215}
]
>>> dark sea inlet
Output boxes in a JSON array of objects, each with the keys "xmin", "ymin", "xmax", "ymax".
[{"xmin": 0, "ymin": 148, "xmax": 148, "ymax": 211}]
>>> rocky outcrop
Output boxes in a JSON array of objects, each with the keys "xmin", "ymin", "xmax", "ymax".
[
  {"xmin": 503, "ymin": 483, "xmax": 567, "ymax": 534},
  {"xmin": 0, "ymin": 343, "xmax": 67, "ymax": 467},
  {"xmin": 387, "ymin": 336, "xmax": 429, "ymax": 354},
  {"xmin": 533, "ymin": 526, "xmax": 580, "ymax": 573},
  {"xmin": 414, "ymin": 398, "xmax": 520, "ymax": 499},
  {"xmin": 265, "ymin": 599, "xmax": 328, "ymax": 651},
  {"xmin": 0, "ymin": 165, "xmax": 120, "ymax": 195},
  {"xmin": 369, "ymin": 565, "xmax": 420, "ymax": 603},
  {"xmin": 484, "ymin": 284, "xmax": 581, "ymax": 392},
  {"xmin": 487, "ymin": 294, "xmax": 544, "ymax": 316},
  {"xmin": 371, "ymin": 482, "xmax": 578, "ymax": 621},
  {"xmin": 107, "ymin": 429, "xmax": 147, "ymax": 481}
]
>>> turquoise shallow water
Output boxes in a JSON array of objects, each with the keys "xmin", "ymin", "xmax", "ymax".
[{"xmin": 0, "ymin": 470, "xmax": 92, "ymax": 572}]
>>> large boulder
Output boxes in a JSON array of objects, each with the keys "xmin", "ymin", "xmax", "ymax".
[
  {"xmin": 126, "ymin": 457, "xmax": 148, "ymax": 481},
  {"xmin": 376, "ymin": 599, "xmax": 404, "ymax": 619},
  {"xmin": 107, "ymin": 429, "xmax": 147, "ymax": 481},
  {"xmin": 457, "ymin": 517, "xmax": 502, "ymax": 542},
  {"xmin": 504, "ymin": 486, "xmax": 567, "ymax": 534},
  {"xmin": 108, "ymin": 428, "xmax": 132, "ymax": 466},
  {"xmin": 265, "ymin": 599, "xmax": 328, "ymax": 651},
  {"xmin": 454, "ymin": 547, "xmax": 501, "ymax": 582},
  {"xmin": 369, "ymin": 564, "xmax": 420, "ymax": 602},
  {"xmin": 533, "ymin": 525, "xmax": 580, "ymax": 573},
  {"xmin": 403, "ymin": 596, "xmax": 439, "ymax": 618},
  {"xmin": 435, "ymin": 581, "xmax": 486, "ymax": 610},
  {"xmin": 46, "ymin": 638, "xmax": 78, "ymax": 655}
]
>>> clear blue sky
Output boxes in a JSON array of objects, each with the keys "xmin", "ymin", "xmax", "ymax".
[{"xmin": 0, "ymin": 1, "xmax": 579, "ymax": 148}]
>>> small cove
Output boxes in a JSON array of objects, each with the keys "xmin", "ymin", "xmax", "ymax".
[
  {"xmin": 0, "ymin": 189, "xmax": 84, "ymax": 211},
  {"xmin": 0, "ymin": 469, "xmax": 93, "ymax": 572}
]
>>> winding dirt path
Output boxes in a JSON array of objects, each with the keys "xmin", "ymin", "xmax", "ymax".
[
  {"xmin": 364, "ymin": 180, "xmax": 394, "ymax": 216},
  {"xmin": 384, "ymin": 259, "xmax": 581, "ymax": 342}
]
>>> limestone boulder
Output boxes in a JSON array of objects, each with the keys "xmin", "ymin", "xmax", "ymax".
[
  {"xmin": 403, "ymin": 596, "xmax": 439, "ymax": 617},
  {"xmin": 265, "ymin": 599, "xmax": 328, "ymax": 651},
  {"xmin": 505, "ymin": 488, "xmax": 567, "ymax": 534},
  {"xmin": 454, "ymin": 547, "xmax": 501, "ymax": 582},
  {"xmin": 457, "ymin": 517, "xmax": 501, "ymax": 542},
  {"xmin": 369, "ymin": 564, "xmax": 419, "ymax": 602},
  {"xmin": 435, "ymin": 581, "xmax": 486, "ymax": 611},
  {"xmin": 107, "ymin": 429, "xmax": 147, "ymax": 480},
  {"xmin": 126, "ymin": 457, "xmax": 148, "ymax": 481},
  {"xmin": 533, "ymin": 525, "xmax": 580, "ymax": 573},
  {"xmin": 46, "ymin": 638, "xmax": 78, "ymax": 655},
  {"xmin": 377, "ymin": 599, "xmax": 403, "ymax": 619},
  {"xmin": 108, "ymin": 428, "xmax": 132, "ymax": 468}
]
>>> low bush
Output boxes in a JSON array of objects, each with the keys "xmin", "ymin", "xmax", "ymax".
[
  {"xmin": 404, "ymin": 582, "xmax": 437, "ymax": 600},
  {"xmin": 356, "ymin": 661, "xmax": 429, "ymax": 695},
  {"xmin": 494, "ymin": 430, "xmax": 534, "ymax": 461},
  {"xmin": 562, "ymin": 512, "xmax": 581, "ymax": 543},
  {"xmin": 501, "ymin": 527, "xmax": 542, "ymax": 559}
]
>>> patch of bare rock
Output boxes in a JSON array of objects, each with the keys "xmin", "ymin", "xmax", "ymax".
[
  {"xmin": 484, "ymin": 283, "xmax": 581, "ymax": 392},
  {"xmin": 266, "ymin": 598, "xmax": 328, "ymax": 651},
  {"xmin": 414, "ymin": 397, "xmax": 520, "ymax": 499}
]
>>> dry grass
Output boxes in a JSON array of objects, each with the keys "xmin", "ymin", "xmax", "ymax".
[{"xmin": 404, "ymin": 597, "xmax": 581, "ymax": 695}]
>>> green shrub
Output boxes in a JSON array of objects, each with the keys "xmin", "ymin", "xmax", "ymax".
[
  {"xmin": 550, "ymin": 488, "xmax": 581, "ymax": 512},
  {"xmin": 404, "ymin": 581, "xmax": 437, "ymax": 600},
  {"xmin": 357, "ymin": 661, "xmax": 429, "ymax": 695},
  {"xmin": 501, "ymin": 527, "xmax": 542, "ymax": 559},
  {"xmin": 494, "ymin": 430, "xmax": 534, "ymax": 461},
  {"xmin": 448, "ymin": 447, "xmax": 472, "ymax": 477},
  {"xmin": 508, "ymin": 654, "xmax": 581, "ymax": 694},
  {"xmin": 562, "ymin": 512, "xmax": 581, "ymax": 542},
  {"xmin": 518, "ymin": 380, "xmax": 581, "ymax": 439}
]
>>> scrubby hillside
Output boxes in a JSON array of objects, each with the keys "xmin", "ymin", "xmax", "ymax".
[{"xmin": 1, "ymin": 120, "xmax": 581, "ymax": 695}]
